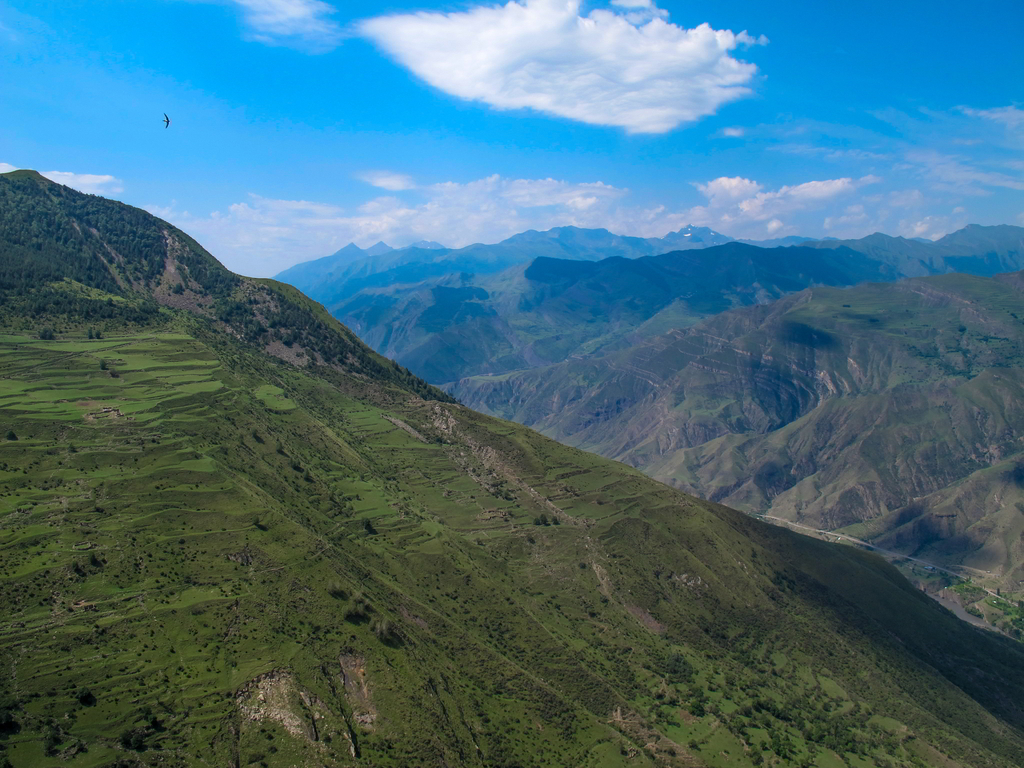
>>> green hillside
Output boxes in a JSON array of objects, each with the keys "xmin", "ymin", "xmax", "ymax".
[
  {"xmin": 452, "ymin": 272, "xmax": 1024, "ymax": 597},
  {"xmin": 3, "ymin": 170, "xmax": 1024, "ymax": 768}
]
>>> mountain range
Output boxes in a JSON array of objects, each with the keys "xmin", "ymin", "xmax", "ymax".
[
  {"xmin": 285, "ymin": 224, "xmax": 1024, "ymax": 386},
  {"xmin": 4, "ymin": 169, "xmax": 1024, "ymax": 767},
  {"xmin": 274, "ymin": 225, "xmax": 734, "ymax": 304}
]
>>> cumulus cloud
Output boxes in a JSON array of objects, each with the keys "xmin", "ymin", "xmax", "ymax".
[
  {"xmin": 359, "ymin": 0, "xmax": 766, "ymax": 133},
  {"xmin": 1, "ymin": 162, "xmax": 123, "ymax": 194},
  {"xmin": 357, "ymin": 170, "xmax": 417, "ymax": 191},
  {"xmin": 227, "ymin": 0, "xmax": 342, "ymax": 51},
  {"xmin": 682, "ymin": 174, "xmax": 879, "ymax": 236},
  {"xmin": 721, "ymin": 127, "xmax": 745, "ymax": 138}
]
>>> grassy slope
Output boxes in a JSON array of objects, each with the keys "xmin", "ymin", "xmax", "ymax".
[
  {"xmin": 2, "ymin": 301, "xmax": 1024, "ymax": 768},
  {"xmin": 451, "ymin": 274, "xmax": 1024, "ymax": 590}
]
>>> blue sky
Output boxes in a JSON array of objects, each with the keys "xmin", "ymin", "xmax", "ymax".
[{"xmin": 2, "ymin": 0, "xmax": 1022, "ymax": 276}]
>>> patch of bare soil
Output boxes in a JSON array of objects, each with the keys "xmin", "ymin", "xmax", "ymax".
[
  {"xmin": 339, "ymin": 653, "xmax": 377, "ymax": 730},
  {"xmin": 609, "ymin": 706, "xmax": 701, "ymax": 767},
  {"xmin": 625, "ymin": 604, "xmax": 667, "ymax": 634},
  {"xmin": 265, "ymin": 339, "xmax": 311, "ymax": 367},
  {"xmin": 236, "ymin": 670, "xmax": 310, "ymax": 739}
]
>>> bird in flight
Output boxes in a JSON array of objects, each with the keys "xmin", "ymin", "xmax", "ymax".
[{"xmin": 163, "ymin": 113, "xmax": 171, "ymax": 129}]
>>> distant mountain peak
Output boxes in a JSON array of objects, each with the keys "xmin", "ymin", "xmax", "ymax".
[
  {"xmin": 364, "ymin": 241, "xmax": 394, "ymax": 257},
  {"xmin": 402, "ymin": 240, "xmax": 447, "ymax": 250}
]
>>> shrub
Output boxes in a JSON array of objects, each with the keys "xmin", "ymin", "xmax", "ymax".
[
  {"xmin": 371, "ymin": 618, "xmax": 400, "ymax": 644},
  {"xmin": 75, "ymin": 686, "xmax": 96, "ymax": 706},
  {"xmin": 119, "ymin": 727, "xmax": 149, "ymax": 751},
  {"xmin": 344, "ymin": 594, "xmax": 371, "ymax": 623},
  {"xmin": 327, "ymin": 581, "xmax": 347, "ymax": 599}
]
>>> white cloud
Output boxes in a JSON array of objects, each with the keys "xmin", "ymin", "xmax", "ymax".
[
  {"xmin": 227, "ymin": 0, "xmax": 342, "ymax": 51},
  {"xmin": 41, "ymin": 170, "xmax": 124, "ymax": 195},
  {"xmin": 823, "ymin": 204, "xmax": 868, "ymax": 231},
  {"xmin": 1, "ymin": 162, "xmax": 123, "ymax": 194},
  {"xmin": 906, "ymin": 149, "xmax": 1024, "ymax": 194},
  {"xmin": 359, "ymin": 0, "xmax": 766, "ymax": 134},
  {"xmin": 696, "ymin": 176, "xmax": 762, "ymax": 203},
  {"xmin": 682, "ymin": 174, "xmax": 879, "ymax": 237},
  {"xmin": 961, "ymin": 105, "xmax": 1024, "ymax": 133},
  {"xmin": 357, "ymin": 170, "xmax": 417, "ymax": 191},
  {"xmin": 888, "ymin": 189, "xmax": 925, "ymax": 208},
  {"xmin": 897, "ymin": 215, "xmax": 961, "ymax": 241},
  {"xmin": 721, "ymin": 126, "xmax": 745, "ymax": 138}
]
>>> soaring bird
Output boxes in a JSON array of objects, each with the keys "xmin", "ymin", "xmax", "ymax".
[{"xmin": 163, "ymin": 113, "xmax": 171, "ymax": 129}]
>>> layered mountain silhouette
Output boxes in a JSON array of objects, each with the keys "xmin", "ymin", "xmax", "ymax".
[{"xmin": 285, "ymin": 224, "xmax": 1024, "ymax": 386}]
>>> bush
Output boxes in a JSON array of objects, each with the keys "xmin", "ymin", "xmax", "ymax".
[
  {"xmin": 119, "ymin": 727, "xmax": 149, "ymax": 751},
  {"xmin": 75, "ymin": 686, "xmax": 96, "ymax": 706},
  {"xmin": 327, "ymin": 581, "xmax": 347, "ymax": 599},
  {"xmin": 38, "ymin": 327, "xmax": 55, "ymax": 340},
  {"xmin": 660, "ymin": 652, "xmax": 694, "ymax": 684},
  {"xmin": 371, "ymin": 618, "xmax": 400, "ymax": 645},
  {"xmin": 4, "ymin": 431, "xmax": 15, "ymax": 441},
  {"xmin": 344, "ymin": 594, "xmax": 371, "ymax": 623}
]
